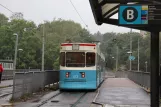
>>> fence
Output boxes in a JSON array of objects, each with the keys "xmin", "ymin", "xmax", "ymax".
[
  {"xmin": 16, "ymin": 69, "xmax": 41, "ymax": 72},
  {"xmin": 107, "ymin": 71, "xmax": 151, "ymax": 91},
  {"xmin": 2, "ymin": 69, "xmax": 41, "ymax": 80},
  {"xmin": 128, "ymin": 71, "xmax": 150, "ymax": 90},
  {"xmin": 12, "ymin": 70, "xmax": 59, "ymax": 100},
  {"xmin": 115, "ymin": 71, "xmax": 128, "ymax": 78},
  {"xmin": 2, "ymin": 70, "xmax": 14, "ymax": 80},
  {"xmin": 105, "ymin": 71, "xmax": 128, "ymax": 78}
]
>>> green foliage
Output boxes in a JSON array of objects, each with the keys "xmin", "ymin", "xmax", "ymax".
[
  {"xmin": 0, "ymin": 13, "xmax": 8, "ymax": 26},
  {"xmin": 1, "ymin": 13, "xmax": 151, "ymax": 71},
  {"xmin": 98, "ymin": 32, "xmax": 150, "ymax": 71},
  {"xmin": 0, "ymin": 13, "xmax": 94, "ymax": 70}
]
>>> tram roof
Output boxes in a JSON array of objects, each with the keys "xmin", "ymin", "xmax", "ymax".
[{"xmin": 61, "ymin": 43, "xmax": 96, "ymax": 46}]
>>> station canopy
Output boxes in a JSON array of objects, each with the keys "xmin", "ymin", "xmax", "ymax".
[{"xmin": 89, "ymin": 0, "xmax": 161, "ymax": 31}]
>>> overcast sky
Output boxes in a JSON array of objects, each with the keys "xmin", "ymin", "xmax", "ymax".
[{"xmin": 0, "ymin": 0, "xmax": 139, "ymax": 34}]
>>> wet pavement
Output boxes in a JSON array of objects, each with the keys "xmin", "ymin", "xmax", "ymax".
[
  {"xmin": 40, "ymin": 92, "xmax": 93, "ymax": 107},
  {"xmin": 0, "ymin": 87, "xmax": 12, "ymax": 96},
  {"xmin": 0, "ymin": 80, "xmax": 13, "ymax": 106},
  {"xmin": 0, "ymin": 80, "xmax": 13, "ymax": 88},
  {"xmin": 0, "ymin": 78, "xmax": 151, "ymax": 107},
  {"xmin": 0, "ymin": 87, "xmax": 13, "ymax": 106},
  {"xmin": 0, "ymin": 94, "xmax": 12, "ymax": 105},
  {"xmin": 14, "ymin": 90, "xmax": 100, "ymax": 107},
  {"xmin": 0, "ymin": 80, "xmax": 13, "ymax": 98},
  {"xmin": 96, "ymin": 78, "xmax": 150, "ymax": 107},
  {"xmin": 14, "ymin": 91, "xmax": 60, "ymax": 107}
]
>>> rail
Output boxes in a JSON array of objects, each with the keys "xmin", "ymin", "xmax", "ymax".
[
  {"xmin": 2, "ymin": 69, "xmax": 41, "ymax": 80},
  {"xmin": 128, "ymin": 71, "xmax": 150, "ymax": 91},
  {"xmin": 2, "ymin": 70, "xmax": 13, "ymax": 80}
]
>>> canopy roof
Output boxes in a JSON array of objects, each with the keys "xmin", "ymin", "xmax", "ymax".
[{"xmin": 89, "ymin": 0, "xmax": 161, "ymax": 31}]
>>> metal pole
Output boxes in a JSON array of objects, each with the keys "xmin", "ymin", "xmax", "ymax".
[
  {"xmin": 138, "ymin": 38, "xmax": 139, "ymax": 72},
  {"xmin": 150, "ymin": 31, "xmax": 159, "ymax": 107},
  {"xmin": 12, "ymin": 33, "xmax": 18, "ymax": 99},
  {"xmin": 130, "ymin": 29, "xmax": 132, "ymax": 71},
  {"xmin": 42, "ymin": 23, "xmax": 45, "ymax": 71},
  {"xmin": 145, "ymin": 62, "xmax": 147, "ymax": 72},
  {"xmin": 13, "ymin": 34, "xmax": 18, "ymax": 70},
  {"xmin": 116, "ymin": 46, "xmax": 118, "ymax": 72}
]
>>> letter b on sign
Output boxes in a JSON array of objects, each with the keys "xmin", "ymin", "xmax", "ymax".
[
  {"xmin": 127, "ymin": 10, "xmax": 134, "ymax": 19},
  {"xmin": 123, "ymin": 7, "xmax": 138, "ymax": 22}
]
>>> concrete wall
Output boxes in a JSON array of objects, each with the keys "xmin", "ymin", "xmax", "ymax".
[{"xmin": 12, "ymin": 70, "xmax": 59, "ymax": 100}]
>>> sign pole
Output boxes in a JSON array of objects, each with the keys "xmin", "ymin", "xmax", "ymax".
[
  {"xmin": 116, "ymin": 45, "xmax": 118, "ymax": 72},
  {"xmin": 151, "ymin": 31, "xmax": 159, "ymax": 107},
  {"xmin": 129, "ymin": 29, "xmax": 132, "ymax": 71},
  {"xmin": 138, "ymin": 38, "xmax": 139, "ymax": 72}
]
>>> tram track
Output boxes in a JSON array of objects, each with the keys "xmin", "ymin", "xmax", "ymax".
[
  {"xmin": 36, "ymin": 92, "xmax": 63, "ymax": 107},
  {"xmin": 0, "ymin": 86, "xmax": 13, "ymax": 99},
  {"xmin": 0, "ymin": 92, "xmax": 12, "ymax": 99},
  {"xmin": 36, "ymin": 79, "xmax": 106, "ymax": 107},
  {"xmin": 35, "ymin": 78, "xmax": 107, "ymax": 107},
  {"xmin": 70, "ymin": 92, "xmax": 87, "ymax": 107},
  {"xmin": 36, "ymin": 91, "xmax": 88, "ymax": 107},
  {"xmin": 0, "ymin": 86, "xmax": 12, "ymax": 91}
]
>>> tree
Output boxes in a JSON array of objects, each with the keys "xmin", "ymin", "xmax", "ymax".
[
  {"xmin": 99, "ymin": 32, "xmax": 150, "ymax": 71},
  {"xmin": 0, "ymin": 13, "xmax": 8, "ymax": 26},
  {"xmin": 36, "ymin": 19, "xmax": 95, "ymax": 70},
  {"xmin": 0, "ymin": 13, "xmax": 151, "ymax": 71}
]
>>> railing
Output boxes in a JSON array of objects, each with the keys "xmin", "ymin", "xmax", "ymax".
[
  {"xmin": 12, "ymin": 70, "xmax": 59, "ymax": 100},
  {"xmin": 2, "ymin": 69, "xmax": 41, "ymax": 80},
  {"xmin": 105, "ymin": 71, "xmax": 128, "ymax": 78},
  {"xmin": 128, "ymin": 71, "xmax": 150, "ymax": 91},
  {"xmin": 115, "ymin": 71, "xmax": 128, "ymax": 78},
  {"xmin": 2, "ymin": 70, "xmax": 14, "ymax": 80}
]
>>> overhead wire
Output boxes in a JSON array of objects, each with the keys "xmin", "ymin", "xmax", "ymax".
[
  {"xmin": 69, "ymin": 0, "xmax": 89, "ymax": 30},
  {"xmin": 0, "ymin": 3, "xmax": 14, "ymax": 13}
]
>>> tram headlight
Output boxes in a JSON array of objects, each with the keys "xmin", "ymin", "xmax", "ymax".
[
  {"xmin": 81, "ymin": 72, "xmax": 85, "ymax": 78},
  {"xmin": 66, "ymin": 72, "xmax": 69, "ymax": 78}
]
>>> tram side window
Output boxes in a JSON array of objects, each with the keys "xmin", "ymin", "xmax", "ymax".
[
  {"xmin": 60, "ymin": 52, "xmax": 65, "ymax": 66},
  {"xmin": 86, "ymin": 52, "xmax": 95, "ymax": 67},
  {"xmin": 96, "ymin": 54, "xmax": 99, "ymax": 66}
]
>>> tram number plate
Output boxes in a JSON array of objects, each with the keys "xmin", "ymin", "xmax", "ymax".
[{"xmin": 73, "ymin": 75, "xmax": 78, "ymax": 78}]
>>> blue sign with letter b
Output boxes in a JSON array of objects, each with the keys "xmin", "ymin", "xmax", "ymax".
[{"xmin": 119, "ymin": 5, "xmax": 141, "ymax": 24}]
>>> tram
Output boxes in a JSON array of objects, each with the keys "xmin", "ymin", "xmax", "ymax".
[{"xmin": 59, "ymin": 43, "xmax": 105, "ymax": 90}]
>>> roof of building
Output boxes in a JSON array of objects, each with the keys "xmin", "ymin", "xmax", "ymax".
[
  {"xmin": 89, "ymin": 0, "xmax": 161, "ymax": 31},
  {"xmin": 0, "ymin": 60, "xmax": 13, "ymax": 63}
]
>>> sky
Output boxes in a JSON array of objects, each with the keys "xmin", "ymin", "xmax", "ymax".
[{"xmin": 0, "ymin": 0, "xmax": 139, "ymax": 34}]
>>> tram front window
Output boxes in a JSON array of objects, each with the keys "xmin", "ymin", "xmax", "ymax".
[{"xmin": 66, "ymin": 52, "xmax": 85, "ymax": 67}]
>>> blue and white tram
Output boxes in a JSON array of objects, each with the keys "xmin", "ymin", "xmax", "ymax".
[{"xmin": 59, "ymin": 43, "xmax": 105, "ymax": 90}]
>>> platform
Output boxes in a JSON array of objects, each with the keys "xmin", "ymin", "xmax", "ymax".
[
  {"xmin": 0, "ymin": 80, "xmax": 13, "ymax": 88},
  {"xmin": 96, "ymin": 78, "xmax": 150, "ymax": 107}
]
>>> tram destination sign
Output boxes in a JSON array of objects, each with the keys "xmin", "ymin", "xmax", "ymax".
[{"xmin": 119, "ymin": 5, "xmax": 161, "ymax": 25}]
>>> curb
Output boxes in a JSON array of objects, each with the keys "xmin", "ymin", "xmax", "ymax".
[
  {"xmin": 0, "ymin": 93, "xmax": 12, "ymax": 98},
  {"xmin": 0, "ymin": 104, "xmax": 13, "ymax": 107},
  {"xmin": 0, "ymin": 85, "xmax": 13, "ymax": 89},
  {"xmin": 142, "ymin": 87, "xmax": 150, "ymax": 93}
]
